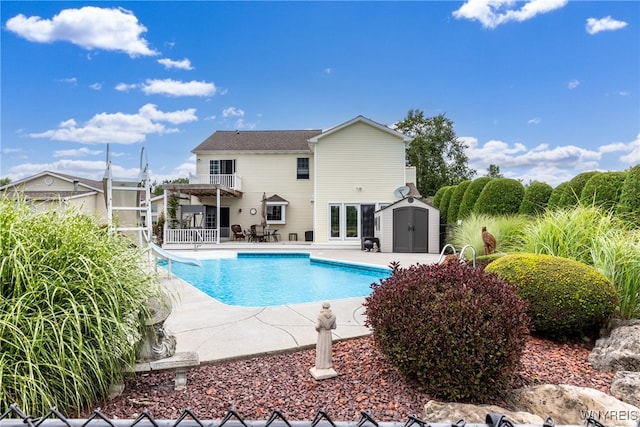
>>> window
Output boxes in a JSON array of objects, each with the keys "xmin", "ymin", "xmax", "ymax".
[
  {"xmin": 267, "ymin": 203, "xmax": 287, "ymax": 224},
  {"xmin": 297, "ymin": 158, "xmax": 309, "ymax": 179},
  {"xmin": 330, "ymin": 205, "xmax": 340, "ymax": 238},
  {"xmin": 329, "ymin": 203, "xmax": 361, "ymax": 240}
]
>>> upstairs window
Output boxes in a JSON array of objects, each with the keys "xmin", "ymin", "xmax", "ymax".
[{"xmin": 297, "ymin": 157, "xmax": 309, "ymax": 180}]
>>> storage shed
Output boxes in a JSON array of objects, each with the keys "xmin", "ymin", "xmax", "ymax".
[{"xmin": 374, "ymin": 197, "xmax": 440, "ymax": 253}]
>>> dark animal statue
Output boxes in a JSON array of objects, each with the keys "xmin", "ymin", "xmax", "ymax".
[{"xmin": 482, "ymin": 226, "xmax": 496, "ymax": 255}]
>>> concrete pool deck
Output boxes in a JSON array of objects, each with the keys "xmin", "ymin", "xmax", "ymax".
[{"xmin": 158, "ymin": 244, "xmax": 441, "ymax": 364}]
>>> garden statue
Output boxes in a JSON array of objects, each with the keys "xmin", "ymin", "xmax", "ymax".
[
  {"xmin": 137, "ymin": 294, "xmax": 177, "ymax": 361},
  {"xmin": 482, "ymin": 226, "xmax": 496, "ymax": 255},
  {"xmin": 310, "ymin": 301, "xmax": 338, "ymax": 380}
]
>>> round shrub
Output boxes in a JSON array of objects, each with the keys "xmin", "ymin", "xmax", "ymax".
[
  {"xmin": 447, "ymin": 179, "xmax": 471, "ymax": 223},
  {"xmin": 485, "ymin": 253, "xmax": 617, "ymax": 339},
  {"xmin": 519, "ymin": 181, "xmax": 553, "ymax": 216},
  {"xmin": 437, "ymin": 185, "xmax": 455, "ymax": 224},
  {"xmin": 457, "ymin": 176, "xmax": 491, "ymax": 219},
  {"xmin": 432, "ymin": 185, "xmax": 448, "ymax": 209},
  {"xmin": 364, "ymin": 261, "xmax": 530, "ymax": 401},
  {"xmin": 473, "ymin": 178, "xmax": 524, "ymax": 216},
  {"xmin": 616, "ymin": 163, "xmax": 640, "ymax": 225},
  {"xmin": 581, "ymin": 171, "xmax": 627, "ymax": 211},
  {"xmin": 547, "ymin": 181, "xmax": 574, "ymax": 210}
]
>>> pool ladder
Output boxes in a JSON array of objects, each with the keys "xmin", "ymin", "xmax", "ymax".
[{"xmin": 437, "ymin": 243, "xmax": 477, "ymax": 268}]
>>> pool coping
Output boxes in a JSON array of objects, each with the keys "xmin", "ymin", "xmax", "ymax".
[{"xmin": 159, "ymin": 248, "xmax": 440, "ymax": 364}]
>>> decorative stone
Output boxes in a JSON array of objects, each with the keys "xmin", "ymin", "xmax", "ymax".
[
  {"xmin": 310, "ymin": 301, "xmax": 337, "ymax": 380},
  {"xmin": 506, "ymin": 384, "xmax": 640, "ymax": 427},
  {"xmin": 589, "ymin": 320, "xmax": 640, "ymax": 372},
  {"xmin": 422, "ymin": 400, "xmax": 544, "ymax": 424},
  {"xmin": 137, "ymin": 294, "xmax": 177, "ymax": 362},
  {"xmin": 611, "ymin": 371, "xmax": 640, "ymax": 407}
]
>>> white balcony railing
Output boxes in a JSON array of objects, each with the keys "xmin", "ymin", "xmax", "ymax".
[
  {"xmin": 164, "ymin": 228, "xmax": 218, "ymax": 244},
  {"xmin": 188, "ymin": 173, "xmax": 241, "ymax": 190}
]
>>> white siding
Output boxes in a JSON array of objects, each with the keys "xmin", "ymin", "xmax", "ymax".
[
  {"xmin": 313, "ymin": 121, "xmax": 407, "ymax": 243},
  {"xmin": 196, "ymin": 152, "xmax": 313, "ymax": 240}
]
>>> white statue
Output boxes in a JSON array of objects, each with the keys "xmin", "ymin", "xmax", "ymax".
[{"xmin": 310, "ymin": 301, "xmax": 338, "ymax": 380}]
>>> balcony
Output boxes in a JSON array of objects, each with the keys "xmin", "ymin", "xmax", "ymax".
[{"xmin": 188, "ymin": 173, "xmax": 242, "ymax": 191}]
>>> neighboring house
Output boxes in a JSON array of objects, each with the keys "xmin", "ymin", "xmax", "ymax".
[
  {"xmin": 163, "ymin": 115, "xmax": 423, "ymax": 249},
  {"xmin": 0, "ymin": 171, "xmax": 107, "ymax": 220}
]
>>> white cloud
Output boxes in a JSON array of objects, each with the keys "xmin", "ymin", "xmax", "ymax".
[
  {"xmin": 586, "ymin": 16, "xmax": 628, "ymax": 35},
  {"xmin": 568, "ymin": 79, "xmax": 580, "ymax": 89},
  {"xmin": 462, "ymin": 136, "xmax": 603, "ymax": 185},
  {"xmin": 324, "ymin": 67, "xmax": 334, "ymax": 75},
  {"xmin": 29, "ymin": 103, "xmax": 197, "ymax": 144},
  {"xmin": 57, "ymin": 77, "xmax": 77, "ymax": 85},
  {"xmin": 141, "ymin": 79, "xmax": 216, "ymax": 96},
  {"xmin": 158, "ymin": 58, "xmax": 194, "ymax": 70},
  {"xmin": 115, "ymin": 82, "xmax": 137, "ymax": 92},
  {"xmin": 223, "ymin": 107, "xmax": 245, "ymax": 118},
  {"xmin": 452, "ymin": 0, "xmax": 568, "ymax": 29},
  {"xmin": 5, "ymin": 6, "xmax": 158, "ymax": 57},
  {"xmin": 528, "ymin": 117, "xmax": 541, "ymax": 125},
  {"xmin": 600, "ymin": 134, "xmax": 640, "ymax": 165},
  {"xmin": 53, "ymin": 147, "xmax": 102, "ymax": 157},
  {"xmin": 89, "ymin": 82, "xmax": 102, "ymax": 90}
]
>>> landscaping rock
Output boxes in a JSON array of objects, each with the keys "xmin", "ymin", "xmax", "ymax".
[
  {"xmin": 589, "ymin": 320, "xmax": 640, "ymax": 372},
  {"xmin": 506, "ymin": 384, "xmax": 640, "ymax": 427},
  {"xmin": 422, "ymin": 400, "xmax": 543, "ymax": 424},
  {"xmin": 611, "ymin": 371, "xmax": 640, "ymax": 407}
]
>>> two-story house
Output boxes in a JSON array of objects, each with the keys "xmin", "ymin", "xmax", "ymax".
[{"xmin": 162, "ymin": 115, "xmax": 422, "ymax": 248}]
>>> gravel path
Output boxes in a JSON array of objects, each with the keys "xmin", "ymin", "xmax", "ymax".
[{"xmin": 97, "ymin": 335, "xmax": 613, "ymax": 422}]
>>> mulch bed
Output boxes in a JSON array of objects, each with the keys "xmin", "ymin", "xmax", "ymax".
[{"xmin": 96, "ymin": 335, "xmax": 613, "ymax": 422}]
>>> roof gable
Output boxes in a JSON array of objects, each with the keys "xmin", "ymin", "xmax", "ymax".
[
  {"xmin": 193, "ymin": 130, "xmax": 322, "ymax": 153},
  {"xmin": 308, "ymin": 115, "xmax": 411, "ymax": 144},
  {"xmin": 0, "ymin": 170, "xmax": 103, "ymax": 193}
]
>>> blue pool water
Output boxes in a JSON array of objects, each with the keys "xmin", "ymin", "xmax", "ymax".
[{"xmin": 160, "ymin": 252, "xmax": 391, "ymax": 307}]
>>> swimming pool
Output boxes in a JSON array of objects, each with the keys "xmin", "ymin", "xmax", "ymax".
[{"xmin": 159, "ymin": 252, "xmax": 391, "ymax": 307}]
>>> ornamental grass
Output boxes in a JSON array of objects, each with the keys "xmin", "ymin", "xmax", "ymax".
[{"xmin": 0, "ymin": 197, "xmax": 159, "ymax": 415}]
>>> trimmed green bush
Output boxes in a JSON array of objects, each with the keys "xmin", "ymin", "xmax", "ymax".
[
  {"xmin": 581, "ymin": 171, "xmax": 627, "ymax": 210},
  {"xmin": 364, "ymin": 261, "xmax": 530, "ymax": 401},
  {"xmin": 616, "ymin": 164, "xmax": 640, "ymax": 224},
  {"xmin": 438, "ymin": 185, "xmax": 455, "ymax": 224},
  {"xmin": 485, "ymin": 253, "xmax": 617, "ymax": 338},
  {"xmin": 473, "ymin": 178, "xmax": 524, "ymax": 216},
  {"xmin": 432, "ymin": 185, "xmax": 448, "ymax": 209},
  {"xmin": 519, "ymin": 181, "xmax": 553, "ymax": 215},
  {"xmin": 0, "ymin": 197, "xmax": 159, "ymax": 415},
  {"xmin": 447, "ymin": 180, "xmax": 471, "ymax": 223},
  {"xmin": 548, "ymin": 172, "xmax": 598, "ymax": 210},
  {"xmin": 457, "ymin": 177, "xmax": 491, "ymax": 219},
  {"xmin": 547, "ymin": 181, "xmax": 574, "ymax": 210}
]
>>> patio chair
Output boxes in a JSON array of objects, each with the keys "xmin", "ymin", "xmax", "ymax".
[
  {"xmin": 231, "ymin": 224, "xmax": 246, "ymax": 241},
  {"xmin": 251, "ymin": 224, "xmax": 265, "ymax": 242}
]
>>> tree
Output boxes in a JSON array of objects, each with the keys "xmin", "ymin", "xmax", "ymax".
[
  {"xmin": 486, "ymin": 164, "xmax": 503, "ymax": 178},
  {"xmin": 0, "ymin": 177, "xmax": 11, "ymax": 187},
  {"xmin": 152, "ymin": 177, "xmax": 189, "ymax": 196},
  {"xmin": 395, "ymin": 110, "xmax": 475, "ymax": 197}
]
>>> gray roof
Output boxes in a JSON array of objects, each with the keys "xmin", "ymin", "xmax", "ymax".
[{"xmin": 193, "ymin": 130, "xmax": 323, "ymax": 153}]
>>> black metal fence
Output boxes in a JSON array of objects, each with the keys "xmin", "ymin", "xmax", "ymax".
[{"xmin": 1, "ymin": 405, "xmax": 630, "ymax": 427}]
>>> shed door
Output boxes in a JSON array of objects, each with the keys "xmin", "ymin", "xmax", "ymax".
[{"xmin": 393, "ymin": 206, "xmax": 429, "ymax": 253}]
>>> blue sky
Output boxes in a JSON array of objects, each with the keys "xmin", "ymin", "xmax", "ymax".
[{"xmin": 1, "ymin": 0, "xmax": 638, "ymax": 187}]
